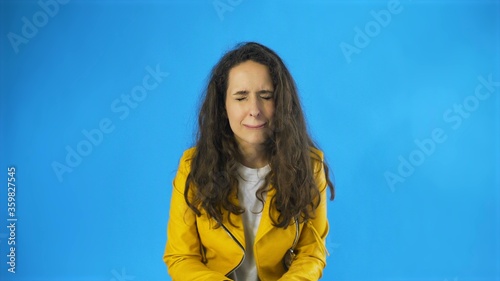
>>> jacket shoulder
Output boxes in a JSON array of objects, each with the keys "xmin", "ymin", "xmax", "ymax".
[
  {"xmin": 177, "ymin": 147, "xmax": 197, "ymax": 170},
  {"xmin": 172, "ymin": 147, "xmax": 197, "ymax": 194},
  {"xmin": 309, "ymin": 146, "xmax": 324, "ymax": 162},
  {"xmin": 309, "ymin": 147, "xmax": 328, "ymax": 192},
  {"xmin": 181, "ymin": 147, "xmax": 197, "ymax": 161}
]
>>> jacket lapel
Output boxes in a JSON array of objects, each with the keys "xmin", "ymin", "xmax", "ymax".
[
  {"xmin": 222, "ymin": 190, "xmax": 246, "ymax": 249},
  {"xmin": 254, "ymin": 186, "xmax": 278, "ymax": 244}
]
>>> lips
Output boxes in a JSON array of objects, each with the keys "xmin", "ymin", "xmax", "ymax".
[{"xmin": 243, "ymin": 123, "xmax": 266, "ymax": 129}]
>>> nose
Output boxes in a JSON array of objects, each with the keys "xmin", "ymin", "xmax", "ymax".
[{"xmin": 248, "ymin": 95, "xmax": 261, "ymax": 117}]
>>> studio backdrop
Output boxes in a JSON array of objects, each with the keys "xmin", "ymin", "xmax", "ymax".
[{"xmin": 1, "ymin": 0, "xmax": 499, "ymax": 280}]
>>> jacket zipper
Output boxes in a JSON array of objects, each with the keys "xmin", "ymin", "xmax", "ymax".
[
  {"xmin": 220, "ymin": 223, "xmax": 245, "ymax": 276},
  {"xmin": 291, "ymin": 218, "xmax": 299, "ymax": 250}
]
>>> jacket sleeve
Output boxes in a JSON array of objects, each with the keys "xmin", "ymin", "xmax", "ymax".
[
  {"xmin": 163, "ymin": 150, "xmax": 233, "ymax": 281},
  {"xmin": 278, "ymin": 155, "xmax": 329, "ymax": 281}
]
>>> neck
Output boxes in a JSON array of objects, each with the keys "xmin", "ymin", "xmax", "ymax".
[{"xmin": 238, "ymin": 144, "xmax": 268, "ymax": 168}]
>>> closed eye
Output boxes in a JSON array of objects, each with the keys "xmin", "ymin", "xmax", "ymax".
[
  {"xmin": 233, "ymin": 91, "xmax": 248, "ymax": 101},
  {"xmin": 259, "ymin": 90, "xmax": 274, "ymax": 100}
]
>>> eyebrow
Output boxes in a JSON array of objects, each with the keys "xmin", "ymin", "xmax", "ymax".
[
  {"xmin": 231, "ymin": 89, "xmax": 274, "ymax": 95},
  {"xmin": 232, "ymin": 90, "xmax": 249, "ymax": 96},
  {"xmin": 257, "ymin": 90, "xmax": 274, "ymax": 94}
]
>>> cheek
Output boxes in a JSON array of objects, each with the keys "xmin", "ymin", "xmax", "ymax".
[
  {"xmin": 266, "ymin": 103, "xmax": 276, "ymax": 119},
  {"xmin": 226, "ymin": 105, "xmax": 241, "ymax": 126}
]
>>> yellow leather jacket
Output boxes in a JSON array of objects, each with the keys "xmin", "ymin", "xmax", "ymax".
[{"xmin": 163, "ymin": 147, "xmax": 330, "ymax": 281}]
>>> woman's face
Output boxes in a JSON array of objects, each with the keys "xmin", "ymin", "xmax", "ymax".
[{"xmin": 225, "ymin": 60, "xmax": 275, "ymax": 152}]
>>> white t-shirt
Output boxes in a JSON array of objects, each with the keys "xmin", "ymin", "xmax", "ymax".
[{"xmin": 229, "ymin": 163, "xmax": 271, "ymax": 281}]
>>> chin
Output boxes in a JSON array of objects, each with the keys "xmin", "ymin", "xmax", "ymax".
[{"xmin": 238, "ymin": 137, "xmax": 267, "ymax": 147}]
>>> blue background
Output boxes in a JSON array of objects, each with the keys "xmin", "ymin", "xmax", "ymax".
[{"xmin": 1, "ymin": 0, "xmax": 499, "ymax": 280}]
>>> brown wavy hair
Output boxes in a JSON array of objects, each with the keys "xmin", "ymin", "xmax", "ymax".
[{"xmin": 185, "ymin": 42, "xmax": 335, "ymax": 228}]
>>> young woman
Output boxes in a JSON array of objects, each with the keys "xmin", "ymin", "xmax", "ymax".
[{"xmin": 163, "ymin": 42, "xmax": 335, "ymax": 281}]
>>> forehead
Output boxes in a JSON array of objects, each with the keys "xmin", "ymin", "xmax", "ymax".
[{"xmin": 227, "ymin": 61, "xmax": 273, "ymax": 89}]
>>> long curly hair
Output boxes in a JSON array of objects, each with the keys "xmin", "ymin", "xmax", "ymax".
[{"xmin": 185, "ymin": 42, "xmax": 335, "ymax": 228}]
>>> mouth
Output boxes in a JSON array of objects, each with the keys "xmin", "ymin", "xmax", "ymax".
[{"xmin": 243, "ymin": 123, "xmax": 267, "ymax": 129}]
